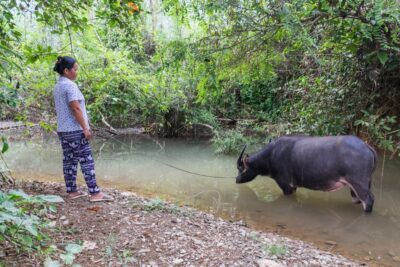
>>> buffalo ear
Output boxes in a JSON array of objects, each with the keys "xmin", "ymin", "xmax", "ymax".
[{"xmin": 243, "ymin": 155, "xmax": 249, "ymax": 169}]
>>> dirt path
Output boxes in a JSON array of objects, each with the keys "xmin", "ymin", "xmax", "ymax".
[
  {"xmin": 0, "ymin": 180, "xmax": 367, "ymax": 267},
  {"xmin": 0, "ymin": 121, "xmax": 25, "ymax": 129}
]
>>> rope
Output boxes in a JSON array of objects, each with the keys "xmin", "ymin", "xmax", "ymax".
[
  {"xmin": 150, "ymin": 158, "xmax": 233, "ymax": 179},
  {"xmin": 99, "ymin": 135, "xmax": 234, "ymax": 179}
]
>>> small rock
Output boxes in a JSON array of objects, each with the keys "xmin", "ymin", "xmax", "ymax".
[
  {"xmin": 83, "ymin": 240, "xmax": 97, "ymax": 250},
  {"xmin": 48, "ymin": 221, "xmax": 57, "ymax": 228},
  {"xmin": 308, "ymin": 260, "xmax": 320, "ymax": 267},
  {"xmin": 256, "ymin": 259, "xmax": 284, "ymax": 267},
  {"xmin": 393, "ymin": 256, "xmax": 400, "ymax": 262},
  {"xmin": 276, "ymin": 223, "xmax": 287, "ymax": 229},
  {"xmin": 60, "ymin": 216, "xmax": 66, "ymax": 220},
  {"xmin": 192, "ymin": 238, "xmax": 203, "ymax": 245},
  {"xmin": 363, "ymin": 256, "xmax": 373, "ymax": 261},
  {"xmin": 46, "ymin": 213, "xmax": 57, "ymax": 219},
  {"xmin": 173, "ymin": 258, "xmax": 183, "ymax": 265},
  {"xmin": 139, "ymin": 249, "xmax": 150, "ymax": 254},
  {"xmin": 324, "ymin": 240, "xmax": 337, "ymax": 246}
]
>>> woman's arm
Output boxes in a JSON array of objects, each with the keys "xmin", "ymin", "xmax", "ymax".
[{"xmin": 69, "ymin": 100, "xmax": 92, "ymax": 140}]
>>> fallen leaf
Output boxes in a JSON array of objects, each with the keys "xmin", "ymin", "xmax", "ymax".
[{"xmin": 87, "ymin": 206, "xmax": 102, "ymax": 212}]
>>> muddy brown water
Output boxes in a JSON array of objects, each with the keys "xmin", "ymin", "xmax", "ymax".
[{"xmin": 4, "ymin": 135, "xmax": 400, "ymax": 266}]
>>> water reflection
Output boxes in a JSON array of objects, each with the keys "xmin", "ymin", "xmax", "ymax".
[{"xmin": 4, "ymin": 135, "xmax": 400, "ymax": 266}]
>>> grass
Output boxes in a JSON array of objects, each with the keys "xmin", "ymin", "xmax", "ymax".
[
  {"xmin": 103, "ymin": 234, "xmax": 137, "ymax": 266},
  {"xmin": 263, "ymin": 243, "xmax": 288, "ymax": 257}
]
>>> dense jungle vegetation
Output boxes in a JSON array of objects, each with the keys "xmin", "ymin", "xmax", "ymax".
[{"xmin": 1, "ymin": 0, "xmax": 400, "ymax": 155}]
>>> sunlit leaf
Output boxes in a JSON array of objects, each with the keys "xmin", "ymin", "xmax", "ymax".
[
  {"xmin": 36, "ymin": 195, "xmax": 65, "ymax": 203},
  {"xmin": 8, "ymin": 189, "xmax": 30, "ymax": 200},
  {"xmin": 377, "ymin": 51, "xmax": 388, "ymax": 65},
  {"xmin": 23, "ymin": 221, "xmax": 38, "ymax": 236},
  {"xmin": 65, "ymin": 243, "xmax": 83, "ymax": 254},
  {"xmin": 60, "ymin": 253, "xmax": 75, "ymax": 265},
  {"xmin": 21, "ymin": 235, "xmax": 33, "ymax": 247},
  {"xmin": 44, "ymin": 257, "xmax": 61, "ymax": 267},
  {"xmin": 1, "ymin": 139, "xmax": 8, "ymax": 154}
]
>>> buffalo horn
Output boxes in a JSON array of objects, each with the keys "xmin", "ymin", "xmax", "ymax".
[{"xmin": 237, "ymin": 145, "xmax": 247, "ymax": 166}]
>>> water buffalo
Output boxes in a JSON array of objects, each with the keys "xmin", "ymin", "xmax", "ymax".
[{"xmin": 236, "ymin": 135, "xmax": 377, "ymax": 212}]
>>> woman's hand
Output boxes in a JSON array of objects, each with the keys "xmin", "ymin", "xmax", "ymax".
[
  {"xmin": 69, "ymin": 100, "xmax": 91, "ymax": 140},
  {"xmin": 83, "ymin": 128, "xmax": 92, "ymax": 140}
]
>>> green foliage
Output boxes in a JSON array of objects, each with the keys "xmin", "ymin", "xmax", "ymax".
[
  {"xmin": 263, "ymin": 243, "xmax": 288, "ymax": 257},
  {"xmin": 80, "ymin": 50, "xmax": 164, "ymax": 127},
  {"xmin": 0, "ymin": 189, "xmax": 63, "ymax": 253},
  {"xmin": 0, "ymin": 80, "xmax": 20, "ymax": 119},
  {"xmin": 355, "ymin": 111, "xmax": 398, "ymax": 152},
  {"xmin": 1, "ymin": 0, "xmax": 400, "ymax": 154},
  {"xmin": 240, "ymin": 81, "xmax": 282, "ymax": 122},
  {"xmin": 279, "ymin": 70, "xmax": 357, "ymax": 136},
  {"xmin": 39, "ymin": 121, "xmax": 56, "ymax": 132},
  {"xmin": 44, "ymin": 242, "xmax": 84, "ymax": 266},
  {"xmin": 143, "ymin": 198, "xmax": 167, "ymax": 211},
  {"xmin": 189, "ymin": 108, "xmax": 219, "ymax": 128},
  {"xmin": 212, "ymin": 129, "xmax": 253, "ymax": 155},
  {"xmin": 178, "ymin": 0, "xmax": 400, "ymax": 150},
  {"xmin": 0, "ymin": 44, "xmax": 23, "ymax": 75},
  {"xmin": 117, "ymin": 249, "xmax": 137, "ymax": 266},
  {"xmin": 249, "ymin": 232, "xmax": 289, "ymax": 258},
  {"xmin": 0, "ymin": 0, "xmax": 92, "ymax": 73},
  {"xmin": 95, "ymin": 0, "xmax": 145, "ymax": 61},
  {"xmin": 96, "ymin": 0, "xmax": 143, "ymax": 29},
  {"xmin": 43, "ymin": 257, "xmax": 62, "ymax": 267},
  {"xmin": 102, "ymin": 234, "xmax": 137, "ymax": 265},
  {"xmin": 1, "ymin": 137, "xmax": 8, "ymax": 154},
  {"xmin": 59, "ymin": 243, "xmax": 83, "ymax": 266},
  {"xmin": 0, "ymin": 2, "xmax": 23, "ymax": 75}
]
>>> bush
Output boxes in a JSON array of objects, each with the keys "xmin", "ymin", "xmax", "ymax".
[
  {"xmin": 0, "ymin": 189, "xmax": 63, "ymax": 253},
  {"xmin": 212, "ymin": 129, "xmax": 253, "ymax": 155}
]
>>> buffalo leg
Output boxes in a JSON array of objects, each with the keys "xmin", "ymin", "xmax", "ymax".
[
  {"xmin": 276, "ymin": 181, "xmax": 295, "ymax": 195},
  {"xmin": 348, "ymin": 181, "xmax": 374, "ymax": 212}
]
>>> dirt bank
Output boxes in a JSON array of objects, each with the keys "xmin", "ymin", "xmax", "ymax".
[{"xmin": 0, "ymin": 180, "xmax": 367, "ymax": 267}]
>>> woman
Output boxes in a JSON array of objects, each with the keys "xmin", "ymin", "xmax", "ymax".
[{"xmin": 53, "ymin": 56, "xmax": 112, "ymax": 202}]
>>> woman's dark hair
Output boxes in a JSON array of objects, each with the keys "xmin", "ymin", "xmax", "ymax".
[{"xmin": 53, "ymin": 56, "xmax": 77, "ymax": 75}]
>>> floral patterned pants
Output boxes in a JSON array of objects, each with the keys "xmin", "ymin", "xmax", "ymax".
[{"xmin": 58, "ymin": 130, "xmax": 100, "ymax": 194}]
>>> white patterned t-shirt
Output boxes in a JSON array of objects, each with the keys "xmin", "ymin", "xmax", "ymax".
[{"xmin": 53, "ymin": 76, "xmax": 89, "ymax": 132}]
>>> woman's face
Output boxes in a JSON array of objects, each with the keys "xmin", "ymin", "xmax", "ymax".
[{"xmin": 63, "ymin": 63, "xmax": 78, "ymax": 80}]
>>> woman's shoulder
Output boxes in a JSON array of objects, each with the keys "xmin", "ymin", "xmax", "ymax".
[{"xmin": 58, "ymin": 77, "xmax": 79, "ymax": 89}]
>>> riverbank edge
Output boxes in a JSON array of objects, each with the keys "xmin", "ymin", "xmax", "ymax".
[{"xmin": 0, "ymin": 179, "xmax": 365, "ymax": 267}]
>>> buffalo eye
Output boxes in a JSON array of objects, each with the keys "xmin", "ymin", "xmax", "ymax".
[{"xmin": 238, "ymin": 165, "xmax": 247, "ymax": 174}]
